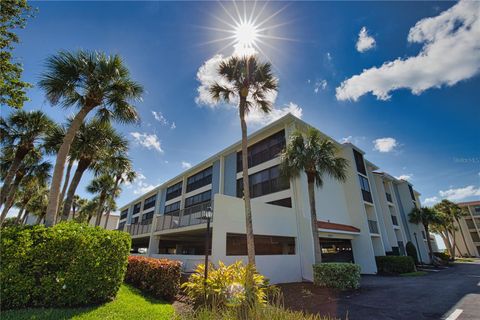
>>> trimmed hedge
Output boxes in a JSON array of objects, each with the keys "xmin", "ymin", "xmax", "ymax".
[
  {"xmin": 375, "ymin": 256, "xmax": 416, "ymax": 274},
  {"xmin": 0, "ymin": 222, "xmax": 131, "ymax": 310},
  {"xmin": 313, "ymin": 263, "xmax": 361, "ymax": 290},
  {"xmin": 125, "ymin": 256, "xmax": 181, "ymax": 300}
]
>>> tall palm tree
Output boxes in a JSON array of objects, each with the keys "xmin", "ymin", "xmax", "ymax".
[
  {"xmin": 0, "ymin": 110, "xmax": 54, "ymax": 206},
  {"xmin": 59, "ymin": 120, "xmax": 128, "ymax": 221},
  {"xmin": 209, "ymin": 55, "xmax": 278, "ymax": 265},
  {"xmin": 409, "ymin": 207, "xmax": 440, "ymax": 264},
  {"xmin": 0, "ymin": 149, "xmax": 51, "ymax": 223},
  {"xmin": 280, "ymin": 128, "xmax": 348, "ymax": 265},
  {"xmin": 38, "ymin": 50, "xmax": 143, "ymax": 226},
  {"xmin": 434, "ymin": 200, "xmax": 469, "ymax": 258},
  {"xmin": 86, "ymin": 174, "xmax": 116, "ymax": 226}
]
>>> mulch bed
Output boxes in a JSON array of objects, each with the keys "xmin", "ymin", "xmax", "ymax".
[{"xmin": 278, "ymin": 282, "xmax": 359, "ymax": 318}]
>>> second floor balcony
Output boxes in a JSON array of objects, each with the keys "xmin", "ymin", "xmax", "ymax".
[
  {"xmin": 127, "ymin": 219, "xmax": 153, "ymax": 236},
  {"xmin": 155, "ymin": 201, "xmax": 213, "ymax": 232}
]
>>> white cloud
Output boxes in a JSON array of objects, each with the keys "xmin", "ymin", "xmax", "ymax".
[
  {"xmin": 181, "ymin": 161, "xmax": 192, "ymax": 169},
  {"xmin": 170, "ymin": 122, "xmax": 176, "ymax": 129},
  {"xmin": 356, "ymin": 26, "xmax": 376, "ymax": 52},
  {"xmin": 246, "ymin": 102, "xmax": 303, "ymax": 126},
  {"xmin": 339, "ymin": 135, "xmax": 366, "ymax": 145},
  {"xmin": 152, "ymin": 111, "xmax": 176, "ymax": 130},
  {"xmin": 340, "ymin": 136, "xmax": 353, "ymax": 144},
  {"xmin": 424, "ymin": 196, "xmax": 439, "ymax": 206},
  {"xmin": 395, "ymin": 174, "xmax": 413, "ymax": 181},
  {"xmin": 125, "ymin": 172, "xmax": 155, "ymax": 195},
  {"xmin": 314, "ymin": 80, "xmax": 328, "ymax": 93},
  {"xmin": 373, "ymin": 137, "xmax": 398, "ymax": 153},
  {"xmin": 130, "ymin": 132, "xmax": 163, "ymax": 153},
  {"xmin": 438, "ymin": 185, "xmax": 480, "ymax": 201},
  {"xmin": 336, "ymin": 1, "xmax": 480, "ymax": 101}
]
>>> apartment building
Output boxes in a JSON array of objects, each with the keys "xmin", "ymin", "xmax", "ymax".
[
  {"xmin": 118, "ymin": 114, "xmax": 429, "ymax": 283},
  {"xmin": 454, "ymin": 201, "xmax": 480, "ymax": 257}
]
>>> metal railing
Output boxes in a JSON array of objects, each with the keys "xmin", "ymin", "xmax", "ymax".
[
  {"xmin": 127, "ymin": 219, "xmax": 152, "ymax": 236},
  {"xmin": 385, "ymin": 192, "xmax": 393, "ymax": 203},
  {"xmin": 391, "ymin": 215, "xmax": 399, "ymax": 226},
  {"xmin": 368, "ymin": 220, "xmax": 379, "ymax": 234},
  {"xmin": 155, "ymin": 201, "xmax": 212, "ymax": 232}
]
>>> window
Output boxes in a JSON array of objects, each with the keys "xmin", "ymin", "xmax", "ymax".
[
  {"xmin": 185, "ymin": 190, "xmax": 211, "ymax": 208},
  {"xmin": 353, "ymin": 149, "xmax": 366, "ymax": 175},
  {"xmin": 164, "ymin": 201, "xmax": 180, "ymax": 215},
  {"xmin": 470, "ymin": 231, "xmax": 480, "ymax": 242},
  {"xmin": 408, "ymin": 184, "xmax": 416, "ymax": 201},
  {"xmin": 131, "ymin": 216, "xmax": 139, "ymax": 224},
  {"xmin": 166, "ymin": 182, "xmax": 182, "ymax": 201},
  {"xmin": 226, "ymin": 233, "xmax": 295, "ymax": 255},
  {"xmin": 267, "ymin": 198, "xmax": 292, "ymax": 208},
  {"xmin": 319, "ymin": 238, "xmax": 354, "ymax": 263},
  {"xmin": 143, "ymin": 194, "xmax": 156, "ymax": 210},
  {"xmin": 466, "ymin": 219, "xmax": 476, "ymax": 229},
  {"xmin": 120, "ymin": 209, "xmax": 128, "ymax": 220},
  {"xmin": 118, "ymin": 222, "xmax": 126, "ymax": 230},
  {"xmin": 358, "ymin": 175, "xmax": 372, "ymax": 203},
  {"xmin": 237, "ymin": 165, "xmax": 289, "ymax": 199},
  {"xmin": 132, "ymin": 202, "xmax": 141, "ymax": 215},
  {"xmin": 473, "ymin": 206, "xmax": 480, "ymax": 216},
  {"xmin": 237, "ymin": 130, "xmax": 286, "ymax": 172},
  {"xmin": 186, "ymin": 167, "xmax": 212, "ymax": 193},
  {"xmin": 141, "ymin": 211, "xmax": 154, "ymax": 223}
]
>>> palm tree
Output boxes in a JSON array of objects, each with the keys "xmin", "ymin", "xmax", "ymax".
[
  {"xmin": 13, "ymin": 177, "xmax": 47, "ymax": 224},
  {"xmin": 59, "ymin": 120, "xmax": 128, "ymax": 221},
  {"xmin": 71, "ymin": 195, "xmax": 87, "ymax": 220},
  {"xmin": 87, "ymin": 174, "xmax": 117, "ymax": 227},
  {"xmin": 38, "ymin": 50, "xmax": 143, "ymax": 226},
  {"xmin": 77, "ymin": 197, "xmax": 99, "ymax": 223},
  {"xmin": 434, "ymin": 200, "xmax": 468, "ymax": 259},
  {"xmin": 0, "ymin": 110, "xmax": 54, "ymax": 206},
  {"xmin": 209, "ymin": 55, "xmax": 278, "ymax": 265},
  {"xmin": 25, "ymin": 187, "xmax": 49, "ymax": 225},
  {"xmin": 0, "ymin": 149, "xmax": 51, "ymax": 223},
  {"xmin": 280, "ymin": 128, "xmax": 348, "ymax": 265},
  {"xmin": 409, "ymin": 207, "xmax": 440, "ymax": 264}
]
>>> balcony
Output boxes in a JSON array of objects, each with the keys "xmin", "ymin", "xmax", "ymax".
[
  {"xmin": 391, "ymin": 215, "xmax": 399, "ymax": 226},
  {"xmin": 368, "ymin": 220, "xmax": 379, "ymax": 234},
  {"xmin": 127, "ymin": 219, "xmax": 152, "ymax": 236},
  {"xmin": 155, "ymin": 201, "xmax": 213, "ymax": 232},
  {"xmin": 385, "ymin": 192, "xmax": 393, "ymax": 203}
]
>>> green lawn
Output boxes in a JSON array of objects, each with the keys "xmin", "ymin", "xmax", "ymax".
[
  {"xmin": 1, "ymin": 284, "xmax": 174, "ymax": 320},
  {"xmin": 400, "ymin": 271, "xmax": 428, "ymax": 277}
]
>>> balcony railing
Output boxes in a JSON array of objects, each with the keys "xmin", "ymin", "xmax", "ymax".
[
  {"xmin": 385, "ymin": 192, "xmax": 393, "ymax": 203},
  {"xmin": 391, "ymin": 215, "xmax": 399, "ymax": 226},
  {"xmin": 155, "ymin": 201, "xmax": 212, "ymax": 232},
  {"xmin": 127, "ymin": 219, "xmax": 152, "ymax": 236},
  {"xmin": 368, "ymin": 220, "xmax": 379, "ymax": 234}
]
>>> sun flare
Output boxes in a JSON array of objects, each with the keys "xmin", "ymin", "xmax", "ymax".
[{"xmin": 234, "ymin": 21, "xmax": 259, "ymax": 49}]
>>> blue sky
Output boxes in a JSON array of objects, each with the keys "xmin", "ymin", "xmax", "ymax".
[{"xmin": 6, "ymin": 1, "xmax": 480, "ymax": 213}]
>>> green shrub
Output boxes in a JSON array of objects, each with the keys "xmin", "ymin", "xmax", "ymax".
[
  {"xmin": 405, "ymin": 241, "xmax": 419, "ymax": 264},
  {"xmin": 312, "ymin": 263, "xmax": 361, "ymax": 290},
  {"xmin": 182, "ymin": 261, "xmax": 269, "ymax": 309},
  {"xmin": 375, "ymin": 256, "xmax": 416, "ymax": 274},
  {"xmin": 433, "ymin": 251, "xmax": 450, "ymax": 261},
  {"xmin": 125, "ymin": 255, "xmax": 181, "ymax": 301},
  {"xmin": 0, "ymin": 222, "xmax": 131, "ymax": 310}
]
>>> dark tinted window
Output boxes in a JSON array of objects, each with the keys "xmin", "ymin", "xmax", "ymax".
[
  {"xmin": 353, "ymin": 149, "xmax": 366, "ymax": 175},
  {"xmin": 131, "ymin": 216, "xmax": 139, "ymax": 224},
  {"xmin": 186, "ymin": 167, "xmax": 212, "ymax": 193},
  {"xmin": 164, "ymin": 201, "xmax": 180, "ymax": 215},
  {"xmin": 358, "ymin": 175, "xmax": 372, "ymax": 203},
  {"xmin": 470, "ymin": 232, "xmax": 480, "ymax": 242},
  {"xmin": 118, "ymin": 222, "xmax": 126, "ymax": 230},
  {"xmin": 142, "ymin": 211, "xmax": 154, "ymax": 222},
  {"xmin": 267, "ymin": 198, "xmax": 292, "ymax": 208},
  {"xmin": 237, "ymin": 130, "xmax": 286, "ymax": 172},
  {"xmin": 237, "ymin": 165, "xmax": 289, "ymax": 198},
  {"xmin": 120, "ymin": 209, "xmax": 128, "ymax": 220},
  {"xmin": 408, "ymin": 185, "xmax": 416, "ymax": 201},
  {"xmin": 185, "ymin": 190, "xmax": 211, "ymax": 208},
  {"xmin": 166, "ymin": 182, "xmax": 182, "ymax": 201},
  {"xmin": 226, "ymin": 233, "xmax": 295, "ymax": 255},
  {"xmin": 133, "ymin": 202, "xmax": 141, "ymax": 214},
  {"xmin": 143, "ymin": 194, "xmax": 156, "ymax": 210}
]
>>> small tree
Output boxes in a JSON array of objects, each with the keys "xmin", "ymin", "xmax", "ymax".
[{"xmin": 409, "ymin": 206, "xmax": 440, "ymax": 264}]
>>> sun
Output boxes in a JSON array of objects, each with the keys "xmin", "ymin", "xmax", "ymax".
[{"xmin": 234, "ymin": 21, "xmax": 259, "ymax": 49}]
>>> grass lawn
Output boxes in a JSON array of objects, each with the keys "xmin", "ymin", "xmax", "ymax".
[
  {"xmin": 455, "ymin": 258, "xmax": 476, "ymax": 263},
  {"xmin": 1, "ymin": 284, "xmax": 174, "ymax": 320},
  {"xmin": 400, "ymin": 271, "xmax": 428, "ymax": 277}
]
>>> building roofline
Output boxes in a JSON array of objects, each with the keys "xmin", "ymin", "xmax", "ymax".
[{"xmin": 457, "ymin": 200, "xmax": 480, "ymax": 206}]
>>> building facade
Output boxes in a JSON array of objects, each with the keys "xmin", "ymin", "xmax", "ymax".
[
  {"xmin": 454, "ymin": 201, "xmax": 480, "ymax": 257},
  {"xmin": 118, "ymin": 114, "xmax": 429, "ymax": 283}
]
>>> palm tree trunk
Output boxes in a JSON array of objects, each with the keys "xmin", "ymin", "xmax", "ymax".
[
  {"xmin": 239, "ymin": 104, "xmax": 255, "ymax": 265},
  {"xmin": 455, "ymin": 218, "xmax": 472, "ymax": 257},
  {"xmin": 307, "ymin": 177, "xmax": 322, "ymax": 264},
  {"xmin": 60, "ymin": 160, "xmax": 89, "ymax": 221},
  {"xmin": 424, "ymin": 224, "xmax": 434, "ymax": 264},
  {"xmin": 95, "ymin": 192, "xmax": 107, "ymax": 227},
  {"xmin": 15, "ymin": 206, "xmax": 26, "ymax": 224},
  {"xmin": 449, "ymin": 229, "xmax": 457, "ymax": 259},
  {"xmin": 35, "ymin": 213, "xmax": 45, "ymax": 225},
  {"xmin": 0, "ymin": 147, "xmax": 28, "ymax": 207},
  {"xmin": 104, "ymin": 177, "xmax": 120, "ymax": 229},
  {"xmin": 57, "ymin": 159, "xmax": 74, "ymax": 216},
  {"xmin": 104, "ymin": 211, "xmax": 110, "ymax": 229},
  {"xmin": 439, "ymin": 231, "xmax": 453, "ymax": 257},
  {"xmin": 22, "ymin": 210, "xmax": 29, "ymax": 224},
  {"xmin": 0, "ymin": 173, "xmax": 24, "ymax": 224},
  {"xmin": 45, "ymin": 105, "xmax": 93, "ymax": 227}
]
